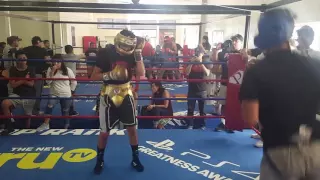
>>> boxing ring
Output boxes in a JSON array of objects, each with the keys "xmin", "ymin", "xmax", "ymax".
[
  {"xmin": 0, "ymin": 129, "xmax": 261, "ymax": 180},
  {"xmin": 0, "ymin": 1, "xmax": 303, "ymax": 179},
  {"xmin": 0, "ymin": 54, "xmax": 262, "ymax": 180}
]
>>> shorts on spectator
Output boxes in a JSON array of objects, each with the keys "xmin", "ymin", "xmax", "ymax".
[
  {"xmin": 9, "ymin": 94, "xmax": 35, "ymax": 115},
  {"xmin": 217, "ymin": 85, "xmax": 227, "ymax": 105}
]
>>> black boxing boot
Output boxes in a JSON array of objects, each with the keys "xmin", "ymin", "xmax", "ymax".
[
  {"xmin": 0, "ymin": 118, "xmax": 14, "ymax": 136},
  {"xmin": 93, "ymin": 147, "xmax": 105, "ymax": 175},
  {"xmin": 131, "ymin": 145, "xmax": 144, "ymax": 172}
]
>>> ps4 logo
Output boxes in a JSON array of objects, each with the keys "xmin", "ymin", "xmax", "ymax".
[{"xmin": 145, "ymin": 139, "xmax": 175, "ymax": 151}]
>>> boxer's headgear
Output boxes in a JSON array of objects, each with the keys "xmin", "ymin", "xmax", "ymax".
[
  {"xmin": 114, "ymin": 30, "xmax": 137, "ymax": 55},
  {"xmin": 297, "ymin": 25, "xmax": 314, "ymax": 46},
  {"xmin": 254, "ymin": 8, "xmax": 296, "ymax": 50}
]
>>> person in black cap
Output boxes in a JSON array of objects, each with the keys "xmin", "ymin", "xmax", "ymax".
[
  {"xmin": 24, "ymin": 36, "xmax": 50, "ymax": 115},
  {"xmin": 240, "ymin": 8, "xmax": 320, "ymax": 179},
  {"xmin": 3, "ymin": 36, "xmax": 22, "ymax": 69},
  {"xmin": 296, "ymin": 25, "xmax": 320, "ymax": 59},
  {"xmin": 43, "ymin": 40, "xmax": 54, "ymax": 57}
]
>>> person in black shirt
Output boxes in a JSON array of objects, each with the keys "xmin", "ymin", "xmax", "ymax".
[
  {"xmin": 24, "ymin": 36, "xmax": 50, "ymax": 115},
  {"xmin": 85, "ymin": 43, "xmax": 99, "ymax": 78},
  {"xmin": 0, "ymin": 42, "xmax": 6, "ymax": 59},
  {"xmin": 1, "ymin": 50, "xmax": 36, "ymax": 136},
  {"xmin": 0, "ymin": 65, "xmax": 9, "ymax": 130},
  {"xmin": 140, "ymin": 82, "xmax": 173, "ymax": 129},
  {"xmin": 240, "ymin": 8, "xmax": 320, "ymax": 179},
  {"xmin": 185, "ymin": 51, "xmax": 211, "ymax": 129},
  {"xmin": 90, "ymin": 29, "xmax": 145, "ymax": 174},
  {"xmin": 202, "ymin": 35, "xmax": 211, "ymax": 52},
  {"xmin": 43, "ymin": 40, "xmax": 54, "ymax": 57}
]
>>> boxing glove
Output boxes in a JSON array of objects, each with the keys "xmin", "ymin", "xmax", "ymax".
[{"xmin": 103, "ymin": 65, "xmax": 128, "ymax": 81}]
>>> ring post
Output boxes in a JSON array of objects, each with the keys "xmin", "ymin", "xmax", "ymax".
[{"xmin": 224, "ymin": 53, "xmax": 246, "ymax": 131}]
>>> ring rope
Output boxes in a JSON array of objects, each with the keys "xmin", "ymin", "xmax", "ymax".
[
  {"xmin": 2, "ymin": 77, "xmax": 226, "ymax": 83},
  {"xmin": 1, "ymin": 97, "xmax": 226, "ymax": 100},
  {"xmin": 0, "ymin": 115, "xmax": 225, "ymax": 119},
  {"xmin": 0, "ymin": 58, "xmax": 226, "ymax": 64}
]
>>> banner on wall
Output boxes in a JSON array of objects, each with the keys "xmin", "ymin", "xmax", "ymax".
[{"xmin": 82, "ymin": 36, "xmax": 97, "ymax": 53}]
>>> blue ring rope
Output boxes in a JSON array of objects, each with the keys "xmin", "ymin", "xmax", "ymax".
[{"xmin": 0, "ymin": 58, "xmax": 226, "ymax": 64}]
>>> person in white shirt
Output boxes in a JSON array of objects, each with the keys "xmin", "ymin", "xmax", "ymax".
[
  {"xmin": 62, "ymin": 45, "xmax": 84, "ymax": 116},
  {"xmin": 37, "ymin": 54, "xmax": 77, "ymax": 131},
  {"xmin": 296, "ymin": 25, "xmax": 320, "ymax": 59}
]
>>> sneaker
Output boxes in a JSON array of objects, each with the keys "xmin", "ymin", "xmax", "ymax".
[
  {"xmin": 255, "ymin": 140, "xmax": 263, "ymax": 148},
  {"xmin": 0, "ymin": 128, "xmax": 14, "ymax": 136},
  {"xmin": 69, "ymin": 111, "xmax": 79, "ymax": 116},
  {"xmin": 131, "ymin": 158, "xmax": 144, "ymax": 172},
  {"xmin": 93, "ymin": 159, "xmax": 104, "ymax": 175},
  {"xmin": 187, "ymin": 126, "xmax": 193, "ymax": 130},
  {"xmin": 251, "ymin": 134, "xmax": 261, "ymax": 139},
  {"xmin": 37, "ymin": 123, "xmax": 50, "ymax": 132},
  {"xmin": 214, "ymin": 123, "xmax": 225, "ymax": 132},
  {"xmin": 200, "ymin": 126, "xmax": 206, "ymax": 130},
  {"xmin": 226, "ymin": 129, "xmax": 235, "ymax": 133}
]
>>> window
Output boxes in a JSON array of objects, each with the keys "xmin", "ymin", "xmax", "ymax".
[
  {"xmin": 132, "ymin": 30, "xmax": 157, "ymax": 47},
  {"xmin": 97, "ymin": 18, "xmax": 113, "ymax": 29},
  {"xmin": 211, "ymin": 30, "xmax": 224, "ymax": 46},
  {"xmin": 97, "ymin": 18, "xmax": 128, "ymax": 29},
  {"xmin": 185, "ymin": 26, "xmax": 199, "ymax": 49},
  {"xmin": 130, "ymin": 20, "xmax": 157, "ymax": 30}
]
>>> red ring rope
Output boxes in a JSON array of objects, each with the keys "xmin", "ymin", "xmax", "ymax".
[{"xmin": 251, "ymin": 126, "xmax": 261, "ymax": 136}]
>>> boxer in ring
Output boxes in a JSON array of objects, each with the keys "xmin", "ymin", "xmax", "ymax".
[{"xmin": 90, "ymin": 29, "xmax": 145, "ymax": 174}]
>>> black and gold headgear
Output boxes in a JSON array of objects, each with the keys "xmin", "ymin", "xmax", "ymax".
[{"xmin": 114, "ymin": 30, "xmax": 137, "ymax": 55}]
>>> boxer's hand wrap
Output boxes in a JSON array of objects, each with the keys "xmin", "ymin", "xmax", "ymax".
[
  {"xmin": 103, "ymin": 65, "xmax": 128, "ymax": 81},
  {"xmin": 134, "ymin": 37, "xmax": 145, "ymax": 62}
]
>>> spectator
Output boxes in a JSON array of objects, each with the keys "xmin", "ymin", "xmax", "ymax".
[
  {"xmin": 185, "ymin": 52, "xmax": 211, "ymax": 129},
  {"xmin": 0, "ymin": 63, "xmax": 9, "ymax": 130},
  {"xmin": 85, "ymin": 42, "xmax": 98, "ymax": 78},
  {"xmin": 0, "ymin": 42, "xmax": 6, "ymax": 59},
  {"xmin": 1, "ymin": 50, "xmax": 36, "ymax": 136},
  {"xmin": 3, "ymin": 36, "xmax": 21, "ymax": 69},
  {"xmin": 140, "ymin": 82, "xmax": 173, "ymax": 129},
  {"xmin": 240, "ymin": 8, "xmax": 320, "ymax": 179},
  {"xmin": 43, "ymin": 40, "xmax": 54, "ymax": 57},
  {"xmin": 62, "ymin": 45, "xmax": 80, "ymax": 116},
  {"xmin": 171, "ymin": 37, "xmax": 182, "ymax": 52},
  {"xmin": 214, "ymin": 35, "xmax": 244, "ymax": 132},
  {"xmin": 37, "ymin": 54, "xmax": 77, "ymax": 131},
  {"xmin": 296, "ymin": 25, "xmax": 320, "ymax": 59},
  {"xmin": 202, "ymin": 36, "xmax": 211, "ymax": 52},
  {"xmin": 159, "ymin": 36, "xmax": 180, "ymax": 80},
  {"xmin": 24, "ymin": 36, "xmax": 50, "ymax": 115},
  {"xmin": 142, "ymin": 37, "xmax": 155, "ymax": 79}
]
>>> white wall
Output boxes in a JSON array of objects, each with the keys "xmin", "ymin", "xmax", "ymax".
[
  {"xmin": 60, "ymin": 12, "xmax": 202, "ymax": 53},
  {"xmin": 209, "ymin": 0, "xmax": 320, "ymax": 49},
  {"xmin": 0, "ymin": 12, "xmax": 52, "ymax": 48}
]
